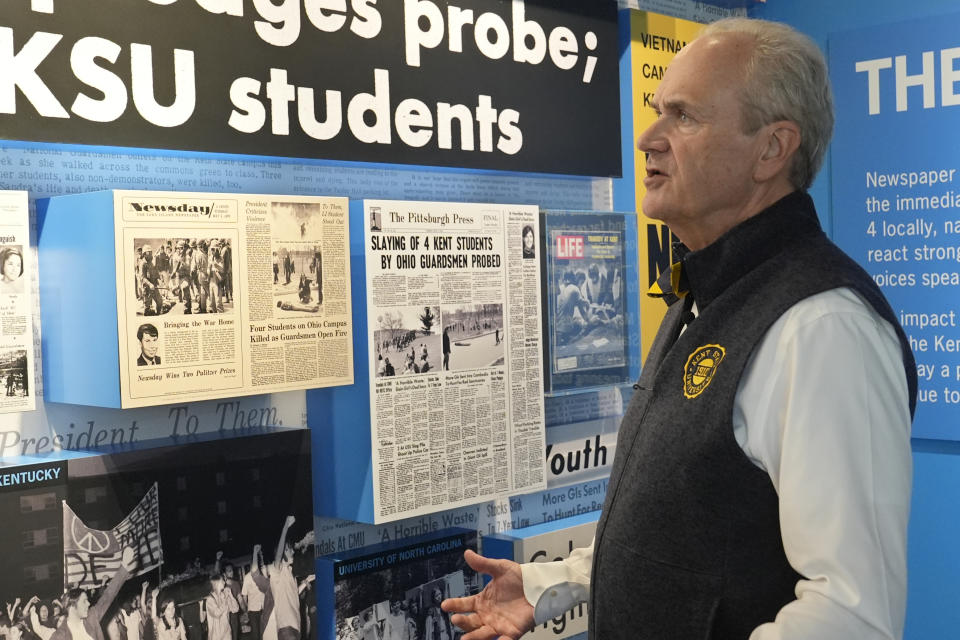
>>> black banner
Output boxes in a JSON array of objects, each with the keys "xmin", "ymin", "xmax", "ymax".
[{"xmin": 0, "ymin": 0, "xmax": 621, "ymax": 176}]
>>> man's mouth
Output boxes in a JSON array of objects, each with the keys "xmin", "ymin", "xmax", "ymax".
[{"xmin": 644, "ymin": 167, "xmax": 668, "ymax": 186}]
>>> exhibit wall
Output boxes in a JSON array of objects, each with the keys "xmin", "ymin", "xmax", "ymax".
[
  {"xmin": 0, "ymin": 4, "xmax": 630, "ymax": 638},
  {"xmin": 0, "ymin": 3, "xmax": 683, "ymax": 638},
  {"xmin": 753, "ymin": 1, "xmax": 960, "ymax": 638},
  {"xmin": 13, "ymin": 1, "xmax": 937, "ymax": 639}
]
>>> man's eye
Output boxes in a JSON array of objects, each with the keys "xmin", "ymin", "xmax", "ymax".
[{"xmin": 679, "ymin": 112, "xmax": 689, "ymax": 122}]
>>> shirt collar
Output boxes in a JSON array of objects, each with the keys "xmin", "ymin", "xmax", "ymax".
[{"xmin": 680, "ymin": 191, "xmax": 823, "ymax": 311}]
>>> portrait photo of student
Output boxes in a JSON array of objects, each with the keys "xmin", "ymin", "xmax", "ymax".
[
  {"xmin": 136, "ymin": 323, "xmax": 160, "ymax": 366},
  {"xmin": 521, "ymin": 225, "xmax": 536, "ymax": 259},
  {"xmin": 0, "ymin": 245, "xmax": 25, "ymax": 293}
]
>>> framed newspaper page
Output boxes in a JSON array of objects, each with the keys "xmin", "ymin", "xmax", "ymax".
[
  {"xmin": 0, "ymin": 191, "xmax": 35, "ymax": 412},
  {"xmin": 363, "ymin": 200, "xmax": 547, "ymax": 523},
  {"xmin": 39, "ymin": 189, "xmax": 353, "ymax": 408}
]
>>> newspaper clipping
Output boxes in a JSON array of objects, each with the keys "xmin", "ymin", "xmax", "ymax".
[
  {"xmin": 0, "ymin": 191, "xmax": 34, "ymax": 412},
  {"xmin": 365, "ymin": 200, "xmax": 546, "ymax": 522},
  {"xmin": 114, "ymin": 190, "xmax": 353, "ymax": 408}
]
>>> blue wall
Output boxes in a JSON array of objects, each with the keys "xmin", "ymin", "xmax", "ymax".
[{"xmin": 753, "ymin": 2, "xmax": 960, "ymax": 637}]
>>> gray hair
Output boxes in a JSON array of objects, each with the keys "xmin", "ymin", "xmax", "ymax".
[{"xmin": 698, "ymin": 18, "xmax": 834, "ymax": 190}]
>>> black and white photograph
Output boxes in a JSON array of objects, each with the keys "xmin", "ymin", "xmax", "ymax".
[
  {"xmin": 521, "ymin": 225, "xmax": 536, "ymax": 260},
  {"xmin": 440, "ymin": 304, "xmax": 505, "ymax": 372},
  {"xmin": 272, "ymin": 244, "xmax": 324, "ymax": 316},
  {"xmin": 329, "ymin": 531, "xmax": 480, "ymax": 640},
  {"xmin": 0, "ymin": 244, "xmax": 25, "ymax": 294},
  {"xmin": 271, "ymin": 202, "xmax": 324, "ymax": 316},
  {"xmin": 372, "ymin": 306, "xmax": 442, "ymax": 377},
  {"xmin": 0, "ymin": 347, "xmax": 28, "ymax": 398},
  {"xmin": 0, "ymin": 429, "xmax": 315, "ymax": 640},
  {"xmin": 369, "ymin": 208, "xmax": 382, "ymax": 233},
  {"xmin": 133, "ymin": 237, "xmax": 235, "ymax": 316},
  {"xmin": 135, "ymin": 323, "xmax": 161, "ymax": 366}
]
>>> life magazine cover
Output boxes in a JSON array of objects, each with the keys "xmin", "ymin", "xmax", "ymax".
[
  {"xmin": 542, "ymin": 213, "xmax": 629, "ymax": 392},
  {"xmin": 114, "ymin": 190, "xmax": 353, "ymax": 408},
  {"xmin": 0, "ymin": 191, "xmax": 34, "ymax": 412},
  {"xmin": 364, "ymin": 200, "xmax": 546, "ymax": 523}
]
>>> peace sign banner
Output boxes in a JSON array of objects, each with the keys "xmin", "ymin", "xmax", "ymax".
[{"xmin": 62, "ymin": 482, "xmax": 163, "ymax": 589}]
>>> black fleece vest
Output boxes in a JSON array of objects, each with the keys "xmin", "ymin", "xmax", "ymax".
[{"xmin": 589, "ymin": 192, "xmax": 916, "ymax": 640}]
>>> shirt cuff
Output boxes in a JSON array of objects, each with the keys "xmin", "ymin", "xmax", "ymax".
[{"xmin": 521, "ymin": 561, "xmax": 591, "ymax": 625}]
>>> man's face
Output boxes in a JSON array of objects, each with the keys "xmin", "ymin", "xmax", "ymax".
[
  {"xmin": 140, "ymin": 333, "xmax": 158, "ymax": 359},
  {"xmin": 76, "ymin": 593, "xmax": 91, "ymax": 619},
  {"xmin": 636, "ymin": 33, "xmax": 766, "ymax": 246}
]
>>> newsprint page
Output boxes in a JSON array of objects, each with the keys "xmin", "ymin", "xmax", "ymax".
[
  {"xmin": 114, "ymin": 190, "xmax": 353, "ymax": 408},
  {"xmin": 365, "ymin": 200, "xmax": 546, "ymax": 523},
  {"xmin": 0, "ymin": 191, "xmax": 34, "ymax": 412}
]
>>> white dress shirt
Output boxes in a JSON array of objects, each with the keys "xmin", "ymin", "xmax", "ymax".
[{"xmin": 522, "ymin": 288, "xmax": 912, "ymax": 639}]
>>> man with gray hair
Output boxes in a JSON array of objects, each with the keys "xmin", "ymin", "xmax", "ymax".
[{"xmin": 443, "ymin": 17, "xmax": 916, "ymax": 640}]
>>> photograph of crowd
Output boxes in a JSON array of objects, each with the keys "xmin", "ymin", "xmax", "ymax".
[
  {"xmin": 0, "ymin": 348, "xmax": 28, "ymax": 397},
  {"xmin": 0, "ymin": 430, "xmax": 314, "ymax": 640},
  {"xmin": 373, "ymin": 307, "xmax": 442, "ymax": 377},
  {"xmin": 0, "ymin": 245, "xmax": 25, "ymax": 294},
  {"xmin": 551, "ymin": 257, "xmax": 625, "ymax": 372},
  {"xmin": 133, "ymin": 238, "xmax": 234, "ymax": 316},
  {"xmin": 440, "ymin": 304, "xmax": 504, "ymax": 372},
  {"xmin": 332, "ymin": 534, "xmax": 480, "ymax": 640}
]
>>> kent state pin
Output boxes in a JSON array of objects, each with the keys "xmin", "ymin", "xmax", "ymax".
[{"xmin": 683, "ymin": 344, "xmax": 725, "ymax": 399}]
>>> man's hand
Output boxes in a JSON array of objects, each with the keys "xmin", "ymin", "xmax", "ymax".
[{"xmin": 441, "ymin": 550, "xmax": 534, "ymax": 640}]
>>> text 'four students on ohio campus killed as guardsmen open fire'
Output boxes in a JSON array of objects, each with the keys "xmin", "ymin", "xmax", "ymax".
[{"xmin": 10, "ymin": 0, "xmax": 601, "ymax": 154}]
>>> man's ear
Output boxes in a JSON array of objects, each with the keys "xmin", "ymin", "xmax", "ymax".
[{"xmin": 754, "ymin": 121, "xmax": 801, "ymax": 183}]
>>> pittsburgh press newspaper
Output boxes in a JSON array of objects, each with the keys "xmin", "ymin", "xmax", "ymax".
[
  {"xmin": 114, "ymin": 190, "xmax": 353, "ymax": 409},
  {"xmin": 365, "ymin": 200, "xmax": 546, "ymax": 522}
]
